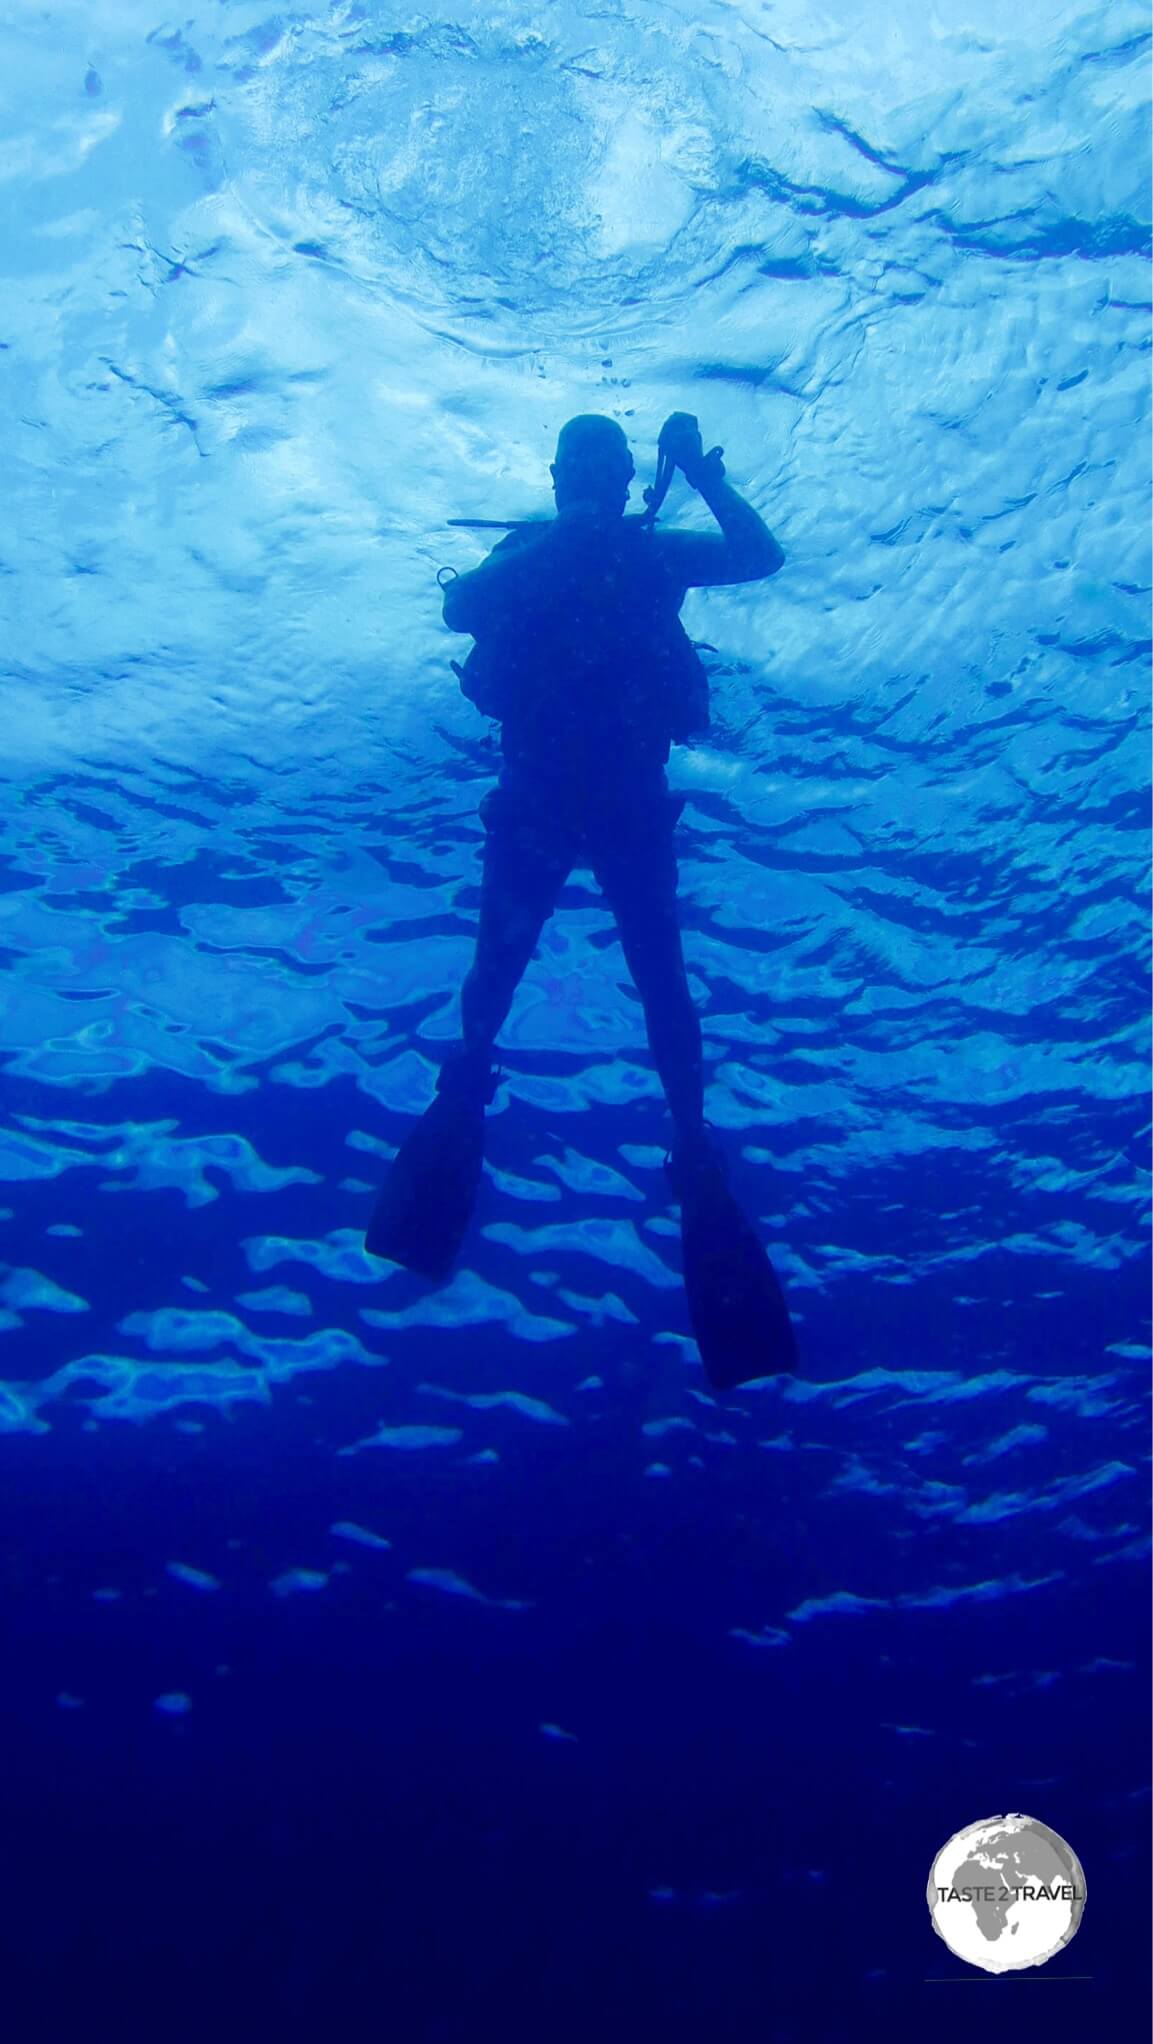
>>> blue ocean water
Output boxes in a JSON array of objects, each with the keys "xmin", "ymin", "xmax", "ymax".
[{"xmin": 0, "ymin": 1, "xmax": 1149, "ymax": 2037}]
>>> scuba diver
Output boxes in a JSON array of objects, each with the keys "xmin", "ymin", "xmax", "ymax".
[{"xmin": 366, "ymin": 412, "xmax": 797, "ymax": 1389}]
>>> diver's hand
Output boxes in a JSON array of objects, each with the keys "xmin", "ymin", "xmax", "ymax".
[
  {"xmin": 660, "ymin": 412, "xmax": 704, "ymax": 475},
  {"xmin": 659, "ymin": 412, "xmax": 725, "ymax": 493}
]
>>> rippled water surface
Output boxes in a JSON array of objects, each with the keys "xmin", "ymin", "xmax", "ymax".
[{"xmin": 1, "ymin": 2, "xmax": 1149, "ymax": 2037}]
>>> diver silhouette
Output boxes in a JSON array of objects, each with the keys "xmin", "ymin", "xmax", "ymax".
[{"xmin": 367, "ymin": 413, "xmax": 798, "ymax": 1388}]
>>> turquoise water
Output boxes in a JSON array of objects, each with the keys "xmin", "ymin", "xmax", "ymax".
[{"xmin": 0, "ymin": 3, "xmax": 1149, "ymax": 2037}]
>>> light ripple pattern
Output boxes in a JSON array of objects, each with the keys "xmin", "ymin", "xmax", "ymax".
[{"xmin": 0, "ymin": 1, "xmax": 1147, "ymax": 2018}]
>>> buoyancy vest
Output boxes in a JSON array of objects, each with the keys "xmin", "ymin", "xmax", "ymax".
[{"xmin": 452, "ymin": 522, "xmax": 711, "ymax": 777}]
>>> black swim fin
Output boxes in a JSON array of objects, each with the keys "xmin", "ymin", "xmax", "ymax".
[
  {"xmin": 667, "ymin": 1138, "xmax": 798, "ymax": 1391},
  {"xmin": 365, "ymin": 1061, "xmax": 497, "ymax": 1282}
]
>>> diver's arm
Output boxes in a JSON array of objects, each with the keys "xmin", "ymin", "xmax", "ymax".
[
  {"xmin": 648, "ymin": 414, "xmax": 783, "ymax": 587},
  {"xmin": 657, "ymin": 464, "xmax": 784, "ymax": 588},
  {"xmin": 441, "ymin": 528, "xmax": 546, "ymax": 634}
]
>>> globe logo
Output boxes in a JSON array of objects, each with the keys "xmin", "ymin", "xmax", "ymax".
[{"xmin": 927, "ymin": 1813, "xmax": 1087, "ymax": 1973}]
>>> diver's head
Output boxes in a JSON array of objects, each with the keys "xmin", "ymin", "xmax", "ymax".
[{"xmin": 551, "ymin": 415, "xmax": 634, "ymax": 522}]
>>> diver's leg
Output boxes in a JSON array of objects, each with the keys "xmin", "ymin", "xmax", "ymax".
[
  {"xmin": 595, "ymin": 804, "xmax": 798, "ymax": 1390},
  {"xmin": 366, "ymin": 793, "xmax": 572, "ymax": 1280},
  {"xmin": 450, "ymin": 789, "xmax": 573, "ymax": 1078},
  {"xmin": 593, "ymin": 807, "xmax": 706, "ymax": 1143}
]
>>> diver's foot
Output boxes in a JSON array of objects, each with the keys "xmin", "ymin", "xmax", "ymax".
[
  {"xmin": 436, "ymin": 1044, "xmax": 500, "ymax": 1104},
  {"xmin": 365, "ymin": 1057, "xmax": 497, "ymax": 1281},
  {"xmin": 665, "ymin": 1128, "xmax": 798, "ymax": 1389},
  {"xmin": 665, "ymin": 1123, "xmax": 726, "ymax": 1202}
]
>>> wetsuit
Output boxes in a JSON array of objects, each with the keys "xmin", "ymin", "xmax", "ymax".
[
  {"xmin": 367, "ymin": 432, "xmax": 797, "ymax": 1387},
  {"xmin": 451, "ymin": 516, "xmax": 708, "ymax": 1128}
]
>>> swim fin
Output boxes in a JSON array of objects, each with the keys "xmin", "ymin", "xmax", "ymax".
[
  {"xmin": 365, "ymin": 1060, "xmax": 498, "ymax": 1282},
  {"xmin": 667, "ymin": 1138, "xmax": 798, "ymax": 1391}
]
